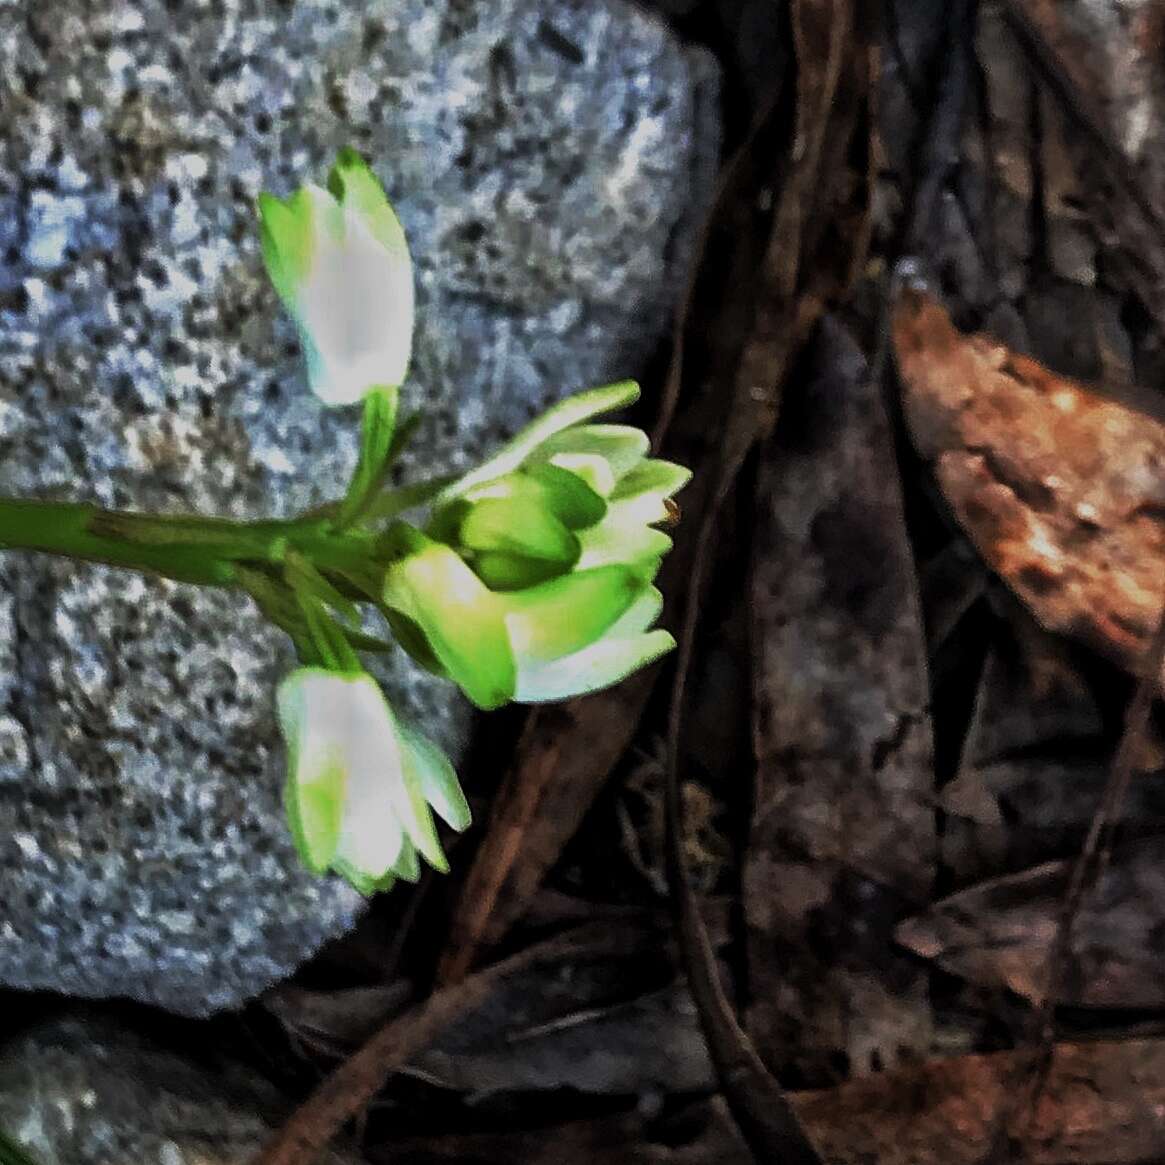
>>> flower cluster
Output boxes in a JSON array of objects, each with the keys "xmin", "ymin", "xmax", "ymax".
[{"xmin": 259, "ymin": 151, "xmax": 689, "ymax": 892}]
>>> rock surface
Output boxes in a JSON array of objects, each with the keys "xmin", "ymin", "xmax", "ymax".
[
  {"xmin": 0, "ymin": 1016, "xmax": 359, "ymax": 1164},
  {"xmin": 0, "ymin": 0, "xmax": 719, "ymax": 1013}
]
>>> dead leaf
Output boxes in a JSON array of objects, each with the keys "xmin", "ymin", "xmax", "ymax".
[
  {"xmin": 376, "ymin": 1097, "xmax": 750, "ymax": 1164},
  {"xmin": 262, "ymin": 982, "xmax": 412, "ymax": 1055},
  {"xmin": 892, "ymin": 283, "xmax": 1165, "ymax": 690},
  {"xmin": 412, "ymin": 912, "xmax": 713, "ymax": 1097},
  {"xmin": 897, "ymin": 835, "xmax": 1165, "ymax": 1007},
  {"xmin": 664, "ymin": 3, "xmax": 877, "ymax": 1158},
  {"xmin": 437, "ymin": 689, "xmax": 657, "ymax": 985},
  {"xmin": 414, "ymin": 984, "xmax": 711, "ymax": 1098},
  {"xmin": 437, "ymin": 0, "xmax": 875, "ymax": 993},
  {"xmin": 746, "ymin": 315, "xmax": 935, "ymax": 1083},
  {"xmin": 995, "ymin": 0, "xmax": 1165, "ymax": 334},
  {"xmin": 792, "ymin": 1037, "xmax": 1165, "ymax": 1164},
  {"xmin": 255, "ymin": 925, "xmax": 638, "ymax": 1165},
  {"xmin": 938, "ymin": 608, "xmax": 1165, "ymax": 885}
]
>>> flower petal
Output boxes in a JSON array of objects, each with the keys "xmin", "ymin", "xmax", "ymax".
[
  {"xmin": 396, "ymin": 720, "xmax": 472, "ymax": 831},
  {"xmin": 459, "ymin": 496, "xmax": 580, "ymax": 566},
  {"xmin": 260, "ymin": 166, "xmax": 414, "ymax": 406},
  {"xmin": 543, "ymin": 452, "xmax": 616, "ymax": 498},
  {"xmin": 501, "ymin": 565, "xmax": 643, "ymax": 664},
  {"xmin": 297, "ymin": 205, "xmax": 414, "ymax": 403},
  {"xmin": 529, "ymin": 423, "xmax": 649, "ymax": 482},
  {"xmin": 330, "ymin": 676, "xmax": 407, "ymax": 881},
  {"xmin": 326, "ymin": 148, "xmax": 411, "ymax": 262},
  {"xmin": 575, "ymin": 517, "xmax": 673, "ymax": 573},
  {"xmin": 609, "ymin": 459, "xmax": 692, "ymax": 516},
  {"xmin": 436, "ymin": 381, "xmax": 641, "ymax": 503},
  {"xmin": 276, "ymin": 668, "xmax": 347, "ymax": 873},
  {"xmin": 514, "ymin": 630, "xmax": 676, "ymax": 703},
  {"xmin": 389, "ymin": 836, "xmax": 422, "ymax": 883},
  {"xmin": 462, "ymin": 463, "xmax": 607, "ymax": 530},
  {"xmin": 258, "ymin": 188, "xmax": 317, "ymax": 306},
  {"xmin": 469, "ymin": 551, "xmax": 574, "ymax": 591}
]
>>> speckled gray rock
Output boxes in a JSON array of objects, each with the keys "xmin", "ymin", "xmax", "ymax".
[
  {"xmin": 0, "ymin": 1016, "xmax": 360, "ymax": 1164},
  {"xmin": 0, "ymin": 0, "xmax": 719, "ymax": 1013}
]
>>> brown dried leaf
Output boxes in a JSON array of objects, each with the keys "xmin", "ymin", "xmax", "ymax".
[
  {"xmin": 892, "ymin": 284, "xmax": 1165, "ymax": 689},
  {"xmin": 746, "ymin": 316, "xmax": 935, "ymax": 1082},
  {"xmin": 420, "ymin": 912, "xmax": 712, "ymax": 1097},
  {"xmin": 792, "ymin": 1037, "xmax": 1165, "ymax": 1164},
  {"xmin": 938, "ymin": 608, "xmax": 1165, "ymax": 884},
  {"xmin": 262, "ymin": 982, "xmax": 412, "ymax": 1054},
  {"xmin": 897, "ymin": 835, "xmax": 1165, "ymax": 1007}
]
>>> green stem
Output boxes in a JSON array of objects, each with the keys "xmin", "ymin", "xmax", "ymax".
[
  {"xmin": 0, "ymin": 499, "xmax": 376, "ymax": 588},
  {"xmin": 0, "ymin": 1130, "xmax": 42, "ymax": 1165}
]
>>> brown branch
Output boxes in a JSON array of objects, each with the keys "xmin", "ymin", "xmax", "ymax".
[
  {"xmin": 253, "ymin": 926, "xmax": 622, "ymax": 1165},
  {"xmin": 659, "ymin": 2, "xmax": 877, "ymax": 1161}
]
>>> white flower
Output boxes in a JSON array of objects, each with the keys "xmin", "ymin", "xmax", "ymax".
[
  {"xmin": 276, "ymin": 668, "xmax": 469, "ymax": 893},
  {"xmin": 258, "ymin": 149, "xmax": 415, "ymax": 407}
]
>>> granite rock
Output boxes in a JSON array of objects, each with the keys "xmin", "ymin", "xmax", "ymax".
[
  {"xmin": 0, "ymin": 0, "xmax": 719, "ymax": 1013},
  {"xmin": 0, "ymin": 1016, "xmax": 359, "ymax": 1164}
]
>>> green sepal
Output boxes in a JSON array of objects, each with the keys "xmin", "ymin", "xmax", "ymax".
[
  {"xmin": 296, "ymin": 594, "xmax": 361, "ymax": 673},
  {"xmin": 257, "ymin": 186, "xmax": 317, "ymax": 308},
  {"xmin": 359, "ymin": 471, "xmax": 459, "ymax": 526},
  {"xmin": 340, "ymin": 626, "xmax": 397, "ymax": 655},
  {"xmin": 236, "ymin": 564, "xmax": 323, "ymax": 665},
  {"xmin": 425, "ymin": 499, "xmax": 471, "ymax": 546},
  {"xmin": 380, "ymin": 608, "xmax": 449, "ymax": 678},
  {"xmin": 381, "ymin": 526, "xmax": 516, "ymax": 709},
  {"xmin": 501, "ymin": 565, "xmax": 643, "ymax": 663}
]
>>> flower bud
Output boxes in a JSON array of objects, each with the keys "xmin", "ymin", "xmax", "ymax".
[
  {"xmin": 276, "ymin": 668, "xmax": 470, "ymax": 894},
  {"xmin": 258, "ymin": 149, "xmax": 414, "ymax": 407}
]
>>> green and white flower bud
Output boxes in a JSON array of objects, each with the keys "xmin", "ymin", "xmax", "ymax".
[
  {"xmin": 258, "ymin": 148, "xmax": 414, "ymax": 407},
  {"xmin": 276, "ymin": 668, "xmax": 470, "ymax": 894},
  {"xmin": 428, "ymin": 462, "xmax": 608, "ymax": 590}
]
